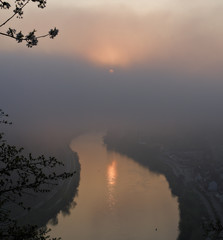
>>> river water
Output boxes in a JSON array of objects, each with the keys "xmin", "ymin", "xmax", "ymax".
[{"xmin": 48, "ymin": 133, "xmax": 179, "ymax": 240}]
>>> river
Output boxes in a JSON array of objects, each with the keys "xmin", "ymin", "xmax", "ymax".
[{"xmin": 48, "ymin": 133, "xmax": 179, "ymax": 240}]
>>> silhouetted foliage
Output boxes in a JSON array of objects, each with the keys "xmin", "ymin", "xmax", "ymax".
[
  {"xmin": 0, "ymin": 110, "xmax": 75, "ymax": 239},
  {"xmin": 203, "ymin": 219, "xmax": 223, "ymax": 240},
  {"xmin": 0, "ymin": 0, "xmax": 58, "ymax": 47}
]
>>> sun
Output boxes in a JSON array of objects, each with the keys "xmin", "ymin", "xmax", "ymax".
[{"xmin": 109, "ymin": 68, "xmax": 114, "ymax": 73}]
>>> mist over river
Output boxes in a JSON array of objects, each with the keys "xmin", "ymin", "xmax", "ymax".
[{"xmin": 2, "ymin": 0, "xmax": 223, "ymax": 239}]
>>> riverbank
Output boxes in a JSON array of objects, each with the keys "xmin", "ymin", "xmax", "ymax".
[
  {"xmin": 103, "ymin": 132, "xmax": 213, "ymax": 240},
  {"xmin": 14, "ymin": 147, "xmax": 81, "ymax": 227}
]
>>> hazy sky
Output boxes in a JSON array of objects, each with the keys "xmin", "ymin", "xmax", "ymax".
[
  {"xmin": 1, "ymin": 0, "xmax": 223, "ymax": 144},
  {"xmin": 2, "ymin": 0, "xmax": 223, "ymax": 71},
  {"xmin": 1, "ymin": 3, "xmax": 221, "ymax": 238}
]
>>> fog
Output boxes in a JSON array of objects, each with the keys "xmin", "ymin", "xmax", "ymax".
[
  {"xmin": 2, "ymin": 2, "xmax": 223, "ymax": 239},
  {"xmin": 1, "ymin": 50, "xmax": 223, "ymax": 147},
  {"xmin": 1, "ymin": 1, "xmax": 223, "ymax": 146}
]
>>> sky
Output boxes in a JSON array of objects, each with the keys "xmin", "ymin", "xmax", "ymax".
[
  {"xmin": 1, "ymin": 0, "xmax": 223, "ymax": 146},
  {"xmin": 1, "ymin": 2, "xmax": 223, "ymax": 238},
  {"xmin": 2, "ymin": 0, "xmax": 223, "ymax": 71}
]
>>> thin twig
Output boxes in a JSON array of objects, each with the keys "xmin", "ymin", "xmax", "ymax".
[
  {"xmin": 0, "ymin": 0, "xmax": 30, "ymax": 28},
  {"xmin": 37, "ymin": 33, "xmax": 49, "ymax": 39},
  {"xmin": 0, "ymin": 12, "xmax": 17, "ymax": 28},
  {"xmin": 0, "ymin": 32, "xmax": 12, "ymax": 38}
]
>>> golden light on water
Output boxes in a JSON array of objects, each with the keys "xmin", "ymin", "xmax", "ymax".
[
  {"xmin": 107, "ymin": 160, "xmax": 117, "ymax": 211},
  {"xmin": 107, "ymin": 160, "xmax": 117, "ymax": 186}
]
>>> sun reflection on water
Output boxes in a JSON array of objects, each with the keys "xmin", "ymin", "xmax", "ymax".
[{"xmin": 107, "ymin": 160, "xmax": 117, "ymax": 212}]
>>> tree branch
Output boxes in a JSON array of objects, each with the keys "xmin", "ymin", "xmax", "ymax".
[
  {"xmin": 0, "ymin": 30, "xmax": 54, "ymax": 47},
  {"xmin": 37, "ymin": 33, "xmax": 49, "ymax": 39},
  {"xmin": 0, "ymin": 12, "xmax": 17, "ymax": 28},
  {"xmin": 0, "ymin": 0, "xmax": 30, "ymax": 28},
  {"xmin": 0, "ymin": 31, "xmax": 12, "ymax": 38}
]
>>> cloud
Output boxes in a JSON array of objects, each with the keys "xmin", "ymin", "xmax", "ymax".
[
  {"xmin": 2, "ymin": 3, "xmax": 223, "ymax": 74},
  {"xmin": 1, "ymin": 2, "xmax": 223, "ymax": 139}
]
